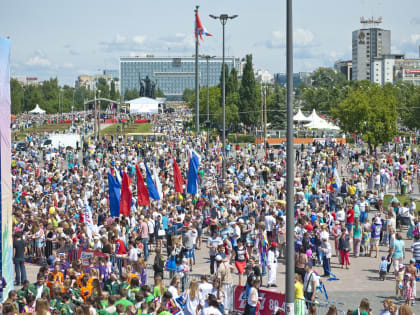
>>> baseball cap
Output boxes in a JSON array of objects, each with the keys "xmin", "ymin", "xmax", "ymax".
[{"xmin": 305, "ymin": 262, "xmax": 313, "ymax": 268}]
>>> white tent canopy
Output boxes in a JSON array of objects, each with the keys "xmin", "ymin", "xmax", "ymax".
[
  {"xmin": 127, "ymin": 97, "xmax": 160, "ymax": 114},
  {"xmin": 29, "ymin": 104, "xmax": 46, "ymax": 114},
  {"xmin": 293, "ymin": 109, "xmax": 311, "ymax": 121},
  {"xmin": 304, "ymin": 109, "xmax": 340, "ymax": 130}
]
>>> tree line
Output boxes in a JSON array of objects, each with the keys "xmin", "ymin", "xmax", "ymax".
[
  {"xmin": 11, "ymin": 77, "xmax": 122, "ymax": 114},
  {"xmin": 183, "ymin": 54, "xmax": 287, "ymax": 129},
  {"xmin": 296, "ymin": 67, "xmax": 420, "ymax": 150}
]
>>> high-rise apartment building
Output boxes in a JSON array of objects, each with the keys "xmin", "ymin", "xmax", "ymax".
[{"xmin": 352, "ymin": 19, "xmax": 391, "ymax": 81}]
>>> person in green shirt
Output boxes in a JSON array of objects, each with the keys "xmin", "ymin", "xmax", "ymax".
[
  {"xmin": 153, "ymin": 276, "xmax": 166, "ymax": 298},
  {"xmin": 141, "ymin": 285, "xmax": 155, "ymax": 303},
  {"xmin": 59, "ymin": 293, "xmax": 76, "ymax": 315},
  {"xmin": 17, "ymin": 280, "xmax": 30, "ymax": 309},
  {"xmin": 105, "ymin": 274, "xmax": 121, "ymax": 296},
  {"xmin": 27, "ymin": 273, "xmax": 50, "ymax": 298},
  {"xmin": 352, "ymin": 298, "xmax": 371, "ymax": 315},
  {"xmin": 129, "ymin": 277, "xmax": 141, "ymax": 303},
  {"xmin": 114, "ymin": 288, "xmax": 134, "ymax": 311}
]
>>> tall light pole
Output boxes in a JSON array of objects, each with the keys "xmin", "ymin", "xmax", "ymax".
[
  {"xmin": 194, "ymin": 6, "xmax": 200, "ymax": 135},
  {"xmin": 209, "ymin": 13, "xmax": 238, "ymax": 184},
  {"xmin": 97, "ymin": 89, "xmax": 101, "ymax": 140},
  {"xmin": 285, "ymin": 0, "xmax": 295, "ymax": 314},
  {"xmin": 200, "ymin": 55, "xmax": 216, "ymax": 156}
]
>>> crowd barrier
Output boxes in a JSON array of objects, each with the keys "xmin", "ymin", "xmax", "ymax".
[{"xmin": 296, "ymin": 298, "xmax": 346, "ymax": 315}]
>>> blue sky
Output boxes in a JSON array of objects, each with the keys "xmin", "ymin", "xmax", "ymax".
[{"xmin": 1, "ymin": 0, "xmax": 419, "ymax": 86}]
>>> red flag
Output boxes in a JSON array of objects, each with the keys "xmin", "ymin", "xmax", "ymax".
[
  {"xmin": 136, "ymin": 165, "xmax": 150, "ymax": 206},
  {"xmin": 173, "ymin": 157, "xmax": 183, "ymax": 194},
  {"xmin": 120, "ymin": 171, "xmax": 132, "ymax": 217}
]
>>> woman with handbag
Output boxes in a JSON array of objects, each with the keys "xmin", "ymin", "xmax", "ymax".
[{"xmin": 338, "ymin": 227, "xmax": 351, "ymax": 269}]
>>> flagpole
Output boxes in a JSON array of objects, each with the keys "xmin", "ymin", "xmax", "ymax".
[{"xmin": 194, "ymin": 5, "xmax": 200, "ymax": 135}]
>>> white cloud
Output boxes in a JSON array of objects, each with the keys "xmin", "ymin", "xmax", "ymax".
[
  {"xmin": 25, "ymin": 56, "xmax": 51, "ymax": 66},
  {"xmin": 115, "ymin": 33, "xmax": 126, "ymax": 43},
  {"xmin": 133, "ymin": 35, "xmax": 146, "ymax": 44},
  {"xmin": 264, "ymin": 28, "xmax": 315, "ymax": 49},
  {"xmin": 63, "ymin": 62, "xmax": 74, "ymax": 69},
  {"xmin": 409, "ymin": 34, "xmax": 420, "ymax": 44},
  {"xmin": 100, "ymin": 33, "xmax": 194, "ymax": 53},
  {"xmin": 294, "ymin": 28, "xmax": 315, "ymax": 46}
]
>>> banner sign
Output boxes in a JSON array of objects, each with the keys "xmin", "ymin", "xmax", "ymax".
[{"xmin": 233, "ymin": 286, "xmax": 285, "ymax": 315}]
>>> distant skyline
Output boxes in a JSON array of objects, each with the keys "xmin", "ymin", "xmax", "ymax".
[{"xmin": 1, "ymin": 0, "xmax": 419, "ymax": 86}]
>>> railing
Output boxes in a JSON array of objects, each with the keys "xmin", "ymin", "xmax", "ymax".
[{"xmin": 295, "ymin": 298, "xmax": 346, "ymax": 315}]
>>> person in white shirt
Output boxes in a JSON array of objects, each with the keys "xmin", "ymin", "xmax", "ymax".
[
  {"xmin": 200, "ymin": 294, "xmax": 222, "ymax": 315},
  {"xmin": 264, "ymin": 211, "xmax": 276, "ymax": 241},
  {"xmin": 267, "ymin": 242, "xmax": 279, "ymax": 287},
  {"xmin": 336, "ymin": 207, "xmax": 345, "ymax": 223}
]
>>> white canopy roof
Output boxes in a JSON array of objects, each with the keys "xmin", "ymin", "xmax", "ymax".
[
  {"xmin": 303, "ymin": 109, "xmax": 340, "ymax": 130},
  {"xmin": 127, "ymin": 97, "xmax": 160, "ymax": 114},
  {"xmin": 293, "ymin": 109, "xmax": 311, "ymax": 121},
  {"xmin": 307, "ymin": 109, "xmax": 322, "ymax": 122},
  {"xmin": 29, "ymin": 104, "xmax": 46, "ymax": 114}
]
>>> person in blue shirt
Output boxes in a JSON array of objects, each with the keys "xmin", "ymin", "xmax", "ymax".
[{"xmin": 378, "ymin": 256, "xmax": 390, "ymax": 280}]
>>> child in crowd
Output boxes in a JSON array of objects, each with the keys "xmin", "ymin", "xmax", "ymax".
[{"xmin": 379, "ymin": 256, "xmax": 390, "ymax": 280}]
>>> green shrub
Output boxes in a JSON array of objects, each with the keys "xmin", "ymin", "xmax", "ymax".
[{"xmin": 228, "ymin": 134, "xmax": 255, "ymax": 143}]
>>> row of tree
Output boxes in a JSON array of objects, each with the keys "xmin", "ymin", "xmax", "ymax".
[
  {"xmin": 11, "ymin": 77, "xmax": 122, "ymax": 114},
  {"xmin": 184, "ymin": 54, "xmax": 287, "ymax": 128},
  {"xmin": 297, "ymin": 67, "xmax": 420, "ymax": 150}
]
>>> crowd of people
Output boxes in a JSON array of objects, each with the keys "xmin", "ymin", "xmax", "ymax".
[{"xmin": 1, "ymin": 109, "xmax": 419, "ymax": 314}]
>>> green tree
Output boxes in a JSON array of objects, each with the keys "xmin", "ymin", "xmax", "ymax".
[
  {"xmin": 239, "ymin": 54, "xmax": 258, "ymax": 124},
  {"xmin": 124, "ymin": 88, "xmax": 138, "ymax": 101},
  {"xmin": 332, "ymin": 83, "xmax": 397, "ymax": 152},
  {"xmin": 267, "ymin": 85, "xmax": 286, "ymax": 128},
  {"xmin": 400, "ymin": 85, "xmax": 420, "ymax": 129},
  {"xmin": 23, "ymin": 85, "xmax": 43, "ymax": 112},
  {"xmin": 74, "ymin": 86, "xmax": 93, "ymax": 110},
  {"xmin": 40, "ymin": 78, "xmax": 59, "ymax": 113},
  {"xmin": 10, "ymin": 79, "xmax": 24, "ymax": 114},
  {"xmin": 155, "ymin": 88, "xmax": 165, "ymax": 98},
  {"xmin": 110, "ymin": 80, "xmax": 117, "ymax": 100},
  {"xmin": 229, "ymin": 68, "xmax": 239, "ymax": 94},
  {"xmin": 183, "ymin": 88, "xmax": 194, "ymax": 103},
  {"xmin": 97, "ymin": 78, "xmax": 110, "ymax": 109},
  {"xmin": 311, "ymin": 67, "xmax": 346, "ymax": 89}
]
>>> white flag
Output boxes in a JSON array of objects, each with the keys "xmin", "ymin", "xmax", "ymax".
[
  {"xmin": 83, "ymin": 200, "xmax": 94, "ymax": 240},
  {"xmin": 153, "ymin": 164, "xmax": 163, "ymax": 200}
]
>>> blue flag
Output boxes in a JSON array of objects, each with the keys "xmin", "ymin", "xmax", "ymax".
[
  {"xmin": 108, "ymin": 172, "xmax": 121, "ymax": 217},
  {"xmin": 145, "ymin": 163, "xmax": 160, "ymax": 200},
  {"xmin": 187, "ymin": 151, "xmax": 200, "ymax": 195}
]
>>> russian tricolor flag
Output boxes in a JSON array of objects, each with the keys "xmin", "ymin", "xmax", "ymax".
[{"xmin": 195, "ymin": 11, "xmax": 212, "ymax": 40}]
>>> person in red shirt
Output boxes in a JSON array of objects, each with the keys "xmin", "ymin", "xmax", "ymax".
[
  {"xmin": 115, "ymin": 238, "xmax": 127, "ymax": 255},
  {"xmin": 346, "ymin": 205, "xmax": 355, "ymax": 238}
]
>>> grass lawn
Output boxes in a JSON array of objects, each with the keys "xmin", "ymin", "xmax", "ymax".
[
  {"xmin": 12, "ymin": 124, "xmax": 72, "ymax": 140},
  {"xmin": 100, "ymin": 123, "xmax": 152, "ymax": 136},
  {"xmin": 384, "ymin": 194, "xmax": 420, "ymax": 214}
]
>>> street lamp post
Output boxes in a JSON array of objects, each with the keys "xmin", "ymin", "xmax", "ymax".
[
  {"xmin": 209, "ymin": 13, "xmax": 238, "ymax": 184},
  {"xmin": 200, "ymin": 55, "xmax": 216, "ymax": 157},
  {"xmin": 285, "ymin": 0, "xmax": 295, "ymax": 314},
  {"xmin": 97, "ymin": 89, "xmax": 101, "ymax": 140}
]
